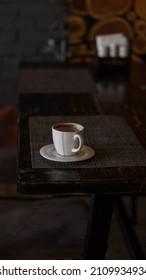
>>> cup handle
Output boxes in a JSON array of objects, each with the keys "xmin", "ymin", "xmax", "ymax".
[{"xmin": 72, "ymin": 134, "xmax": 83, "ymax": 153}]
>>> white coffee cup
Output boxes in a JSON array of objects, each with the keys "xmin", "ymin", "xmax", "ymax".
[{"xmin": 52, "ymin": 122, "xmax": 84, "ymax": 156}]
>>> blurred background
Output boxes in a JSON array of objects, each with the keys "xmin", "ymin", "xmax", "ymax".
[
  {"xmin": 0, "ymin": 0, "xmax": 146, "ymax": 260},
  {"xmin": 0, "ymin": 0, "xmax": 146, "ymax": 107}
]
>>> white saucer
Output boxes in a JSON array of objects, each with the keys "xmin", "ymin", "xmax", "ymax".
[{"xmin": 40, "ymin": 144, "xmax": 95, "ymax": 162}]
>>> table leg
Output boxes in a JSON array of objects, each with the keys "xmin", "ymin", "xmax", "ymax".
[
  {"xmin": 115, "ymin": 196, "xmax": 145, "ymax": 259},
  {"xmin": 82, "ymin": 194, "xmax": 115, "ymax": 260}
]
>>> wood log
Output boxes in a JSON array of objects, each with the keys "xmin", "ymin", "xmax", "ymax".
[
  {"xmin": 88, "ymin": 17, "xmax": 133, "ymax": 42},
  {"xmin": 69, "ymin": 57, "xmax": 82, "ymax": 63},
  {"xmin": 135, "ymin": 0, "xmax": 146, "ymax": 20},
  {"xmin": 68, "ymin": 38, "xmax": 81, "ymax": 44},
  {"xmin": 69, "ymin": 43, "xmax": 88, "ymax": 57},
  {"xmin": 131, "ymin": 54, "xmax": 143, "ymax": 64},
  {"xmin": 132, "ymin": 36, "xmax": 146, "ymax": 55},
  {"xmin": 134, "ymin": 20, "xmax": 146, "ymax": 35},
  {"xmin": 68, "ymin": 42, "xmax": 95, "ymax": 58},
  {"xmin": 69, "ymin": 56, "xmax": 93, "ymax": 64},
  {"xmin": 83, "ymin": 57, "xmax": 94, "ymax": 63},
  {"xmin": 66, "ymin": 15, "xmax": 87, "ymax": 38},
  {"xmin": 126, "ymin": 10, "xmax": 137, "ymax": 22},
  {"xmin": 68, "ymin": 0, "xmax": 87, "ymax": 16},
  {"xmin": 86, "ymin": 0, "xmax": 132, "ymax": 20}
]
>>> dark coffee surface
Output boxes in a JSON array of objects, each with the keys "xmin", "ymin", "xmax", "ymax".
[
  {"xmin": 29, "ymin": 116, "xmax": 146, "ymax": 169},
  {"xmin": 54, "ymin": 124, "xmax": 77, "ymax": 133}
]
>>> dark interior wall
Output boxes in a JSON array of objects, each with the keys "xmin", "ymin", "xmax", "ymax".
[{"xmin": 0, "ymin": 0, "xmax": 65, "ymax": 107}]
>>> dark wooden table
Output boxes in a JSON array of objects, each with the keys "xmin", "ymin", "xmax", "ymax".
[{"xmin": 17, "ymin": 61, "xmax": 146, "ymax": 259}]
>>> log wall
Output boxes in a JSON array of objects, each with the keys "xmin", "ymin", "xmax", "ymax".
[{"xmin": 67, "ymin": 0, "xmax": 146, "ymax": 63}]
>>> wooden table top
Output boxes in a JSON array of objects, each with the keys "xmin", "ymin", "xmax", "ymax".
[{"xmin": 17, "ymin": 61, "xmax": 146, "ymax": 195}]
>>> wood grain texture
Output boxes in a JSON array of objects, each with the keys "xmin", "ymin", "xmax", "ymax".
[
  {"xmin": 86, "ymin": 0, "xmax": 132, "ymax": 20},
  {"xmin": 66, "ymin": 0, "xmax": 146, "ymax": 61},
  {"xmin": 135, "ymin": 0, "xmax": 146, "ymax": 20},
  {"xmin": 69, "ymin": 0, "xmax": 87, "ymax": 16},
  {"xmin": 88, "ymin": 17, "xmax": 133, "ymax": 41},
  {"xmin": 66, "ymin": 15, "xmax": 87, "ymax": 38}
]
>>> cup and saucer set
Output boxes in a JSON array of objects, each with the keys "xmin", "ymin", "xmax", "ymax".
[{"xmin": 40, "ymin": 122, "xmax": 95, "ymax": 162}]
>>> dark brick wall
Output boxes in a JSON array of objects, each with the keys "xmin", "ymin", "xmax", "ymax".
[{"xmin": 0, "ymin": 1, "xmax": 65, "ymax": 106}]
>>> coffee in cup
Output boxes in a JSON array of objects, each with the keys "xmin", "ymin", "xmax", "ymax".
[{"xmin": 52, "ymin": 122, "xmax": 84, "ymax": 156}]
